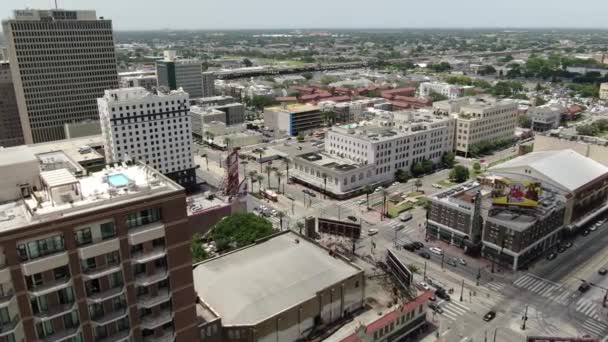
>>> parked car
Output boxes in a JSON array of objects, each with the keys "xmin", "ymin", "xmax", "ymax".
[
  {"xmin": 417, "ymin": 282, "xmax": 430, "ymax": 291},
  {"xmin": 403, "ymin": 243, "xmax": 417, "ymax": 252},
  {"xmin": 429, "ymin": 303, "xmax": 443, "ymax": 314},
  {"xmin": 563, "ymin": 242, "xmax": 573, "ymax": 248},
  {"xmin": 483, "ymin": 311, "xmax": 496, "ymax": 322},
  {"xmin": 357, "ymin": 198, "xmax": 367, "ymax": 205},
  {"xmin": 582, "ymin": 229, "xmax": 591, "ymax": 236},
  {"xmin": 547, "ymin": 253, "xmax": 557, "ymax": 260},
  {"xmin": 429, "ymin": 247, "xmax": 443, "ymax": 255},
  {"xmin": 429, "ymin": 295, "xmax": 437, "ymax": 302},
  {"xmin": 457, "ymin": 257, "xmax": 467, "ymax": 266},
  {"xmin": 578, "ymin": 282, "xmax": 591, "ymax": 293},
  {"xmin": 368, "ymin": 229, "xmax": 379, "ymax": 236},
  {"xmin": 375, "ymin": 186, "xmax": 384, "ymax": 192},
  {"xmin": 435, "ymin": 289, "xmax": 451, "ymax": 301},
  {"xmin": 447, "ymin": 258, "xmax": 457, "ymax": 267},
  {"xmin": 347, "ymin": 215, "xmax": 357, "ymax": 222},
  {"xmin": 432, "ymin": 183, "xmax": 443, "ymax": 189},
  {"xmin": 392, "ymin": 182, "xmax": 400, "ymax": 187},
  {"xmin": 412, "ymin": 241, "xmax": 424, "ymax": 250},
  {"xmin": 419, "ymin": 251, "xmax": 431, "ymax": 259},
  {"xmin": 557, "ymin": 246, "xmax": 566, "ymax": 253},
  {"xmin": 400, "ymin": 212, "xmax": 413, "ymax": 222},
  {"xmin": 599, "ymin": 268, "xmax": 608, "ymax": 276}
]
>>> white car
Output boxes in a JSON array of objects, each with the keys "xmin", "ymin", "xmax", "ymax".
[
  {"xmin": 368, "ymin": 228, "xmax": 379, "ymax": 236},
  {"xmin": 375, "ymin": 186, "xmax": 384, "ymax": 192},
  {"xmin": 417, "ymin": 281, "xmax": 430, "ymax": 291},
  {"xmin": 392, "ymin": 182, "xmax": 400, "ymax": 187},
  {"xmin": 357, "ymin": 199, "xmax": 367, "ymax": 205},
  {"xmin": 429, "ymin": 247, "xmax": 443, "ymax": 255},
  {"xmin": 457, "ymin": 257, "xmax": 467, "ymax": 266},
  {"xmin": 432, "ymin": 183, "xmax": 443, "ymax": 189}
]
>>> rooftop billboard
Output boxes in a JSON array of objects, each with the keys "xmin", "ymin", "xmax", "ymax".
[{"xmin": 491, "ymin": 179, "xmax": 541, "ymax": 208}]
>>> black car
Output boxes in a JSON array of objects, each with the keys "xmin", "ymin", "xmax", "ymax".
[
  {"xmin": 403, "ymin": 243, "xmax": 417, "ymax": 252},
  {"xmin": 599, "ymin": 268, "xmax": 608, "ymax": 276},
  {"xmin": 419, "ymin": 251, "xmax": 431, "ymax": 259},
  {"xmin": 483, "ymin": 311, "xmax": 496, "ymax": 322},
  {"xmin": 435, "ymin": 288, "xmax": 451, "ymax": 301},
  {"xmin": 578, "ymin": 282, "xmax": 591, "ymax": 293},
  {"xmin": 564, "ymin": 242, "xmax": 573, "ymax": 248},
  {"xmin": 347, "ymin": 216, "xmax": 357, "ymax": 222},
  {"xmin": 582, "ymin": 229, "xmax": 591, "ymax": 236},
  {"xmin": 429, "ymin": 303, "xmax": 443, "ymax": 314},
  {"xmin": 446, "ymin": 259, "xmax": 458, "ymax": 267},
  {"xmin": 547, "ymin": 253, "xmax": 557, "ymax": 260},
  {"xmin": 413, "ymin": 241, "xmax": 424, "ymax": 250},
  {"xmin": 557, "ymin": 246, "xmax": 566, "ymax": 253}
]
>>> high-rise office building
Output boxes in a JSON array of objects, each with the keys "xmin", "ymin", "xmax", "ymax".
[
  {"xmin": 156, "ymin": 51, "xmax": 203, "ymax": 98},
  {"xmin": 201, "ymin": 71, "xmax": 215, "ymax": 98},
  {"xmin": 2, "ymin": 9, "xmax": 119, "ymax": 143},
  {"xmin": 0, "ymin": 144, "xmax": 198, "ymax": 342},
  {"xmin": 98, "ymin": 87, "xmax": 197, "ymax": 189},
  {"xmin": 0, "ymin": 61, "xmax": 24, "ymax": 147}
]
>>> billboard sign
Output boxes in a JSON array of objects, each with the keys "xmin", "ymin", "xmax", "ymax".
[
  {"xmin": 386, "ymin": 249, "xmax": 412, "ymax": 290},
  {"xmin": 224, "ymin": 149, "xmax": 240, "ymax": 196},
  {"xmin": 492, "ymin": 179, "xmax": 541, "ymax": 208},
  {"xmin": 317, "ymin": 218, "xmax": 361, "ymax": 239}
]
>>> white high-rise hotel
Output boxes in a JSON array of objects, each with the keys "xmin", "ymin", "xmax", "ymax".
[{"xmin": 98, "ymin": 87, "xmax": 196, "ymax": 188}]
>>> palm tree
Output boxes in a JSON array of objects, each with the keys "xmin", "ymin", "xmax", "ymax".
[
  {"xmin": 382, "ymin": 189, "xmax": 389, "ymax": 219},
  {"xmin": 256, "ymin": 174, "xmax": 264, "ymax": 192},
  {"xmin": 415, "ymin": 178, "xmax": 423, "ymax": 192},
  {"xmin": 224, "ymin": 137, "xmax": 232, "ymax": 151},
  {"xmin": 321, "ymin": 173, "xmax": 328, "ymax": 199},
  {"xmin": 362, "ymin": 185, "xmax": 372, "ymax": 209},
  {"xmin": 275, "ymin": 170, "xmax": 284, "ymax": 194},
  {"xmin": 282, "ymin": 158, "xmax": 291, "ymax": 183},
  {"xmin": 296, "ymin": 221, "xmax": 305, "ymax": 235},
  {"xmin": 276, "ymin": 211, "xmax": 286, "ymax": 231},
  {"xmin": 252, "ymin": 148, "xmax": 264, "ymax": 172},
  {"xmin": 248, "ymin": 171, "xmax": 258, "ymax": 191},
  {"xmin": 265, "ymin": 164, "xmax": 273, "ymax": 189}
]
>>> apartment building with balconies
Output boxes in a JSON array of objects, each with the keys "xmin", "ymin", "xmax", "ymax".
[{"xmin": 0, "ymin": 144, "xmax": 197, "ymax": 342}]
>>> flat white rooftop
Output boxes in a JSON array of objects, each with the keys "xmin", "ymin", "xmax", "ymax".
[
  {"xmin": 0, "ymin": 163, "xmax": 181, "ymax": 233},
  {"xmin": 193, "ymin": 231, "xmax": 362, "ymax": 326}
]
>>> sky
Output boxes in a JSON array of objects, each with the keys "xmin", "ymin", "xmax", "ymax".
[{"xmin": 2, "ymin": 0, "xmax": 608, "ymax": 30}]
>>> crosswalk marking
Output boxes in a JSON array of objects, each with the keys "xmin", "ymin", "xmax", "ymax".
[
  {"xmin": 484, "ymin": 281, "xmax": 505, "ymax": 292},
  {"xmin": 576, "ymin": 298, "xmax": 601, "ymax": 320},
  {"xmin": 582, "ymin": 319, "xmax": 608, "ymax": 337},
  {"xmin": 513, "ymin": 273, "xmax": 573, "ymax": 305},
  {"xmin": 439, "ymin": 300, "xmax": 470, "ymax": 321}
]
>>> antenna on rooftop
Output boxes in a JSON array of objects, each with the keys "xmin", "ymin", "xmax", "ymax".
[{"xmin": 54, "ymin": 0, "xmax": 58, "ymax": 9}]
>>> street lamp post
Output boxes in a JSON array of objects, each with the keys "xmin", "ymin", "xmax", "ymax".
[
  {"xmin": 460, "ymin": 279, "xmax": 465, "ymax": 302},
  {"xmin": 441, "ymin": 253, "xmax": 445, "ymax": 269},
  {"xmin": 423, "ymin": 261, "xmax": 427, "ymax": 280},
  {"xmin": 476, "ymin": 267, "xmax": 481, "ymax": 286}
]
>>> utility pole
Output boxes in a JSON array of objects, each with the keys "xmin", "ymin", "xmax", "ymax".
[
  {"xmin": 476, "ymin": 267, "xmax": 481, "ymax": 286},
  {"xmin": 492, "ymin": 328, "xmax": 497, "ymax": 342},
  {"xmin": 521, "ymin": 305, "xmax": 528, "ymax": 330},
  {"xmin": 441, "ymin": 253, "xmax": 445, "ymax": 269},
  {"xmin": 460, "ymin": 278, "xmax": 465, "ymax": 302}
]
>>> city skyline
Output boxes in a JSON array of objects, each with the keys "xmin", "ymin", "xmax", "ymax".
[{"xmin": 2, "ymin": 0, "xmax": 608, "ymax": 30}]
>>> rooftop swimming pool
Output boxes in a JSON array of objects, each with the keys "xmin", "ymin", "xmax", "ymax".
[{"xmin": 107, "ymin": 173, "xmax": 130, "ymax": 187}]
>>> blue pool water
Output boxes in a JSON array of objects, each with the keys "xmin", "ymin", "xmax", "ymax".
[{"xmin": 107, "ymin": 174, "xmax": 130, "ymax": 187}]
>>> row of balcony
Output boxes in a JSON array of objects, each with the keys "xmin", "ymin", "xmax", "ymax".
[{"xmin": 20, "ymin": 221, "xmax": 165, "ymax": 277}]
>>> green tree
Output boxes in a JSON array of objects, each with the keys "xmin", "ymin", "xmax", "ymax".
[
  {"xmin": 428, "ymin": 91, "xmax": 449, "ymax": 102},
  {"xmin": 473, "ymin": 162, "xmax": 482, "ymax": 173},
  {"xmin": 449, "ymin": 165, "xmax": 470, "ymax": 183},
  {"xmin": 191, "ymin": 233, "xmax": 208, "ymax": 263},
  {"xmin": 212, "ymin": 213, "xmax": 274, "ymax": 252},
  {"xmin": 276, "ymin": 211, "xmax": 286, "ymax": 230},
  {"xmin": 518, "ymin": 115, "xmax": 532, "ymax": 129},
  {"xmin": 478, "ymin": 65, "xmax": 497, "ymax": 76},
  {"xmin": 445, "ymin": 75, "xmax": 473, "ymax": 86},
  {"xmin": 242, "ymin": 58, "xmax": 253, "ymax": 67},
  {"xmin": 441, "ymin": 152, "xmax": 456, "ymax": 168},
  {"xmin": 256, "ymin": 174, "xmax": 264, "ymax": 192},
  {"xmin": 411, "ymin": 162, "xmax": 425, "ymax": 176},
  {"xmin": 534, "ymin": 97, "xmax": 547, "ymax": 106},
  {"xmin": 296, "ymin": 221, "xmax": 305, "ymax": 235},
  {"xmin": 408, "ymin": 264, "xmax": 421, "ymax": 274},
  {"xmin": 247, "ymin": 170, "xmax": 258, "ymax": 191},
  {"xmin": 394, "ymin": 169, "xmax": 411, "ymax": 183},
  {"xmin": 421, "ymin": 160, "xmax": 434, "ymax": 173},
  {"xmin": 275, "ymin": 170, "xmax": 284, "ymax": 193},
  {"xmin": 296, "ymin": 134, "xmax": 305, "ymax": 142},
  {"xmin": 302, "ymin": 72, "xmax": 313, "ymax": 80},
  {"xmin": 321, "ymin": 111, "xmax": 336, "ymax": 126},
  {"xmin": 265, "ymin": 165, "xmax": 273, "ymax": 189}
]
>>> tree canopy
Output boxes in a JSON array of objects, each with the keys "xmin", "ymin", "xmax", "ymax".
[
  {"xmin": 449, "ymin": 165, "xmax": 470, "ymax": 183},
  {"xmin": 191, "ymin": 233, "xmax": 208, "ymax": 263},
  {"xmin": 212, "ymin": 213, "xmax": 275, "ymax": 252}
]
